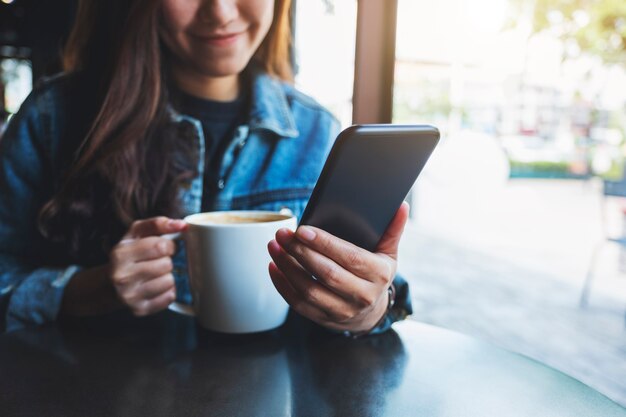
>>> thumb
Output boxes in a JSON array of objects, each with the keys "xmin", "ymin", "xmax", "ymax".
[{"xmin": 376, "ymin": 202, "xmax": 410, "ymax": 258}]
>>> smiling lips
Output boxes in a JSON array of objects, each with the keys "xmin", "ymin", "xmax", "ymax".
[{"xmin": 191, "ymin": 31, "xmax": 243, "ymax": 46}]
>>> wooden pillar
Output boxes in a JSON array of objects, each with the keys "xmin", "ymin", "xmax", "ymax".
[{"xmin": 352, "ymin": 0, "xmax": 398, "ymax": 124}]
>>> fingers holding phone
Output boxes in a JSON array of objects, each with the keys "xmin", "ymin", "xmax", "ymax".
[
  {"xmin": 269, "ymin": 124, "xmax": 436, "ymax": 332},
  {"xmin": 268, "ymin": 203, "xmax": 410, "ymax": 333}
]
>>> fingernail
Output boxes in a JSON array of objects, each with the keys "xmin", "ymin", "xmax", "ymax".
[
  {"xmin": 275, "ymin": 228, "xmax": 292, "ymax": 244},
  {"xmin": 297, "ymin": 226, "xmax": 316, "ymax": 241},
  {"xmin": 268, "ymin": 239, "xmax": 281, "ymax": 254}
]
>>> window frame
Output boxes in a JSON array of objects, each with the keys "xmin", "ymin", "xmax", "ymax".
[{"xmin": 352, "ymin": 0, "xmax": 398, "ymax": 124}]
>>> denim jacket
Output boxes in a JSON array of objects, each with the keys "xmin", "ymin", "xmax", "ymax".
[{"xmin": 0, "ymin": 69, "xmax": 411, "ymax": 333}]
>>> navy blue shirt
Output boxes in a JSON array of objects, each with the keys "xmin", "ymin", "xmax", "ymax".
[{"xmin": 175, "ymin": 87, "xmax": 249, "ymax": 211}]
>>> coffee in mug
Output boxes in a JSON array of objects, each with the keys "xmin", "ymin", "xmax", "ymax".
[
  {"xmin": 166, "ymin": 210, "xmax": 296, "ymax": 333},
  {"xmin": 192, "ymin": 212, "xmax": 289, "ymax": 225}
]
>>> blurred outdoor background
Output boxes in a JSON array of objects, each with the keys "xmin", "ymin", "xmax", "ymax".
[
  {"xmin": 292, "ymin": 0, "xmax": 626, "ymax": 407},
  {"xmin": 1, "ymin": 0, "xmax": 625, "ymax": 407}
]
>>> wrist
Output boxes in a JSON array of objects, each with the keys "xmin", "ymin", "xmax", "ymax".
[{"xmin": 343, "ymin": 285, "xmax": 395, "ymax": 338}]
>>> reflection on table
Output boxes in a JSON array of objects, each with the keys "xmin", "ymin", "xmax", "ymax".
[{"xmin": 0, "ymin": 311, "xmax": 624, "ymax": 417}]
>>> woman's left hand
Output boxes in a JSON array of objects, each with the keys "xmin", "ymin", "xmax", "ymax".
[{"xmin": 268, "ymin": 202, "xmax": 410, "ymax": 333}]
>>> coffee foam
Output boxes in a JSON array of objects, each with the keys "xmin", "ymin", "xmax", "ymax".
[{"xmin": 190, "ymin": 212, "xmax": 288, "ymax": 225}]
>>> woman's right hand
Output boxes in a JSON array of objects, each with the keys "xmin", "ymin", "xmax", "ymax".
[{"xmin": 109, "ymin": 216, "xmax": 187, "ymax": 316}]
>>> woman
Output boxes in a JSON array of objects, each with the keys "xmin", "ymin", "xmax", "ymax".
[{"xmin": 0, "ymin": 0, "xmax": 412, "ymax": 335}]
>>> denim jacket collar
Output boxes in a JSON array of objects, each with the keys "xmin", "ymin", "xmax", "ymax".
[
  {"xmin": 248, "ymin": 70, "xmax": 299, "ymax": 138},
  {"xmin": 168, "ymin": 66, "xmax": 299, "ymax": 139}
]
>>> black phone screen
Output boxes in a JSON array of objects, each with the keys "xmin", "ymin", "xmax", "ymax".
[{"xmin": 299, "ymin": 125, "xmax": 439, "ymax": 251}]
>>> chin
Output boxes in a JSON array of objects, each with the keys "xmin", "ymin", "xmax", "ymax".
[{"xmin": 195, "ymin": 58, "xmax": 249, "ymax": 78}]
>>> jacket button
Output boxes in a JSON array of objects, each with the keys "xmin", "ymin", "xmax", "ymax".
[{"xmin": 217, "ymin": 179, "xmax": 225, "ymax": 189}]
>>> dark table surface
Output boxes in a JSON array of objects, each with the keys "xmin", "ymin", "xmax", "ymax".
[{"xmin": 0, "ymin": 310, "xmax": 624, "ymax": 417}]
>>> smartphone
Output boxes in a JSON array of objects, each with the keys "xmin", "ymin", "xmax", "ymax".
[{"xmin": 299, "ymin": 124, "xmax": 440, "ymax": 252}]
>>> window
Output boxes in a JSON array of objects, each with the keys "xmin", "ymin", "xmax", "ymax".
[
  {"xmin": 0, "ymin": 47, "xmax": 32, "ymax": 135},
  {"xmin": 1, "ymin": 54, "xmax": 32, "ymax": 114},
  {"xmin": 293, "ymin": 0, "xmax": 357, "ymax": 128},
  {"xmin": 393, "ymin": 0, "xmax": 626, "ymax": 406}
]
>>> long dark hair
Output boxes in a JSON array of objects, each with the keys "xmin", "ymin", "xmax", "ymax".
[{"xmin": 39, "ymin": 0, "xmax": 293, "ymax": 262}]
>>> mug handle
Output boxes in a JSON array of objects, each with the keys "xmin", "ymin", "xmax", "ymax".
[{"xmin": 161, "ymin": 232, "xmax": 195, "ymax": 317}]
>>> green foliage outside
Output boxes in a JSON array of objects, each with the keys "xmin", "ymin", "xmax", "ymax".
[
  {"xmin": 510, "ymin": 0, "xmax": 626, "ymax": 65},
  {"xmin": 509, "ymin": 160, "xmax": 590, "ymax": 179},
  {"xmin": 506, "ymin": 0, "xmax": 626, "ymax": 179},
  {"xmin": 599, "ymin": 158, "xmax": 624, "ymax": 181}
]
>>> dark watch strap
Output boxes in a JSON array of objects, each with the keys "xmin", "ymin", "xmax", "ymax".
[{"xmin": 342, "ymin": 274, "xmax": 413, "ymax": 338}]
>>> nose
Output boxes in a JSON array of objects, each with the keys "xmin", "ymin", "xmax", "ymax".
[{"xmin": 199, "ymin": 0, "xmax": 238, "ymax": 26}]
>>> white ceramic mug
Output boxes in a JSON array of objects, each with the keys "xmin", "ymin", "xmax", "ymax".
[{"xmin": 164, "ymin": 210, "xmax": 296, "ymax": 333}]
